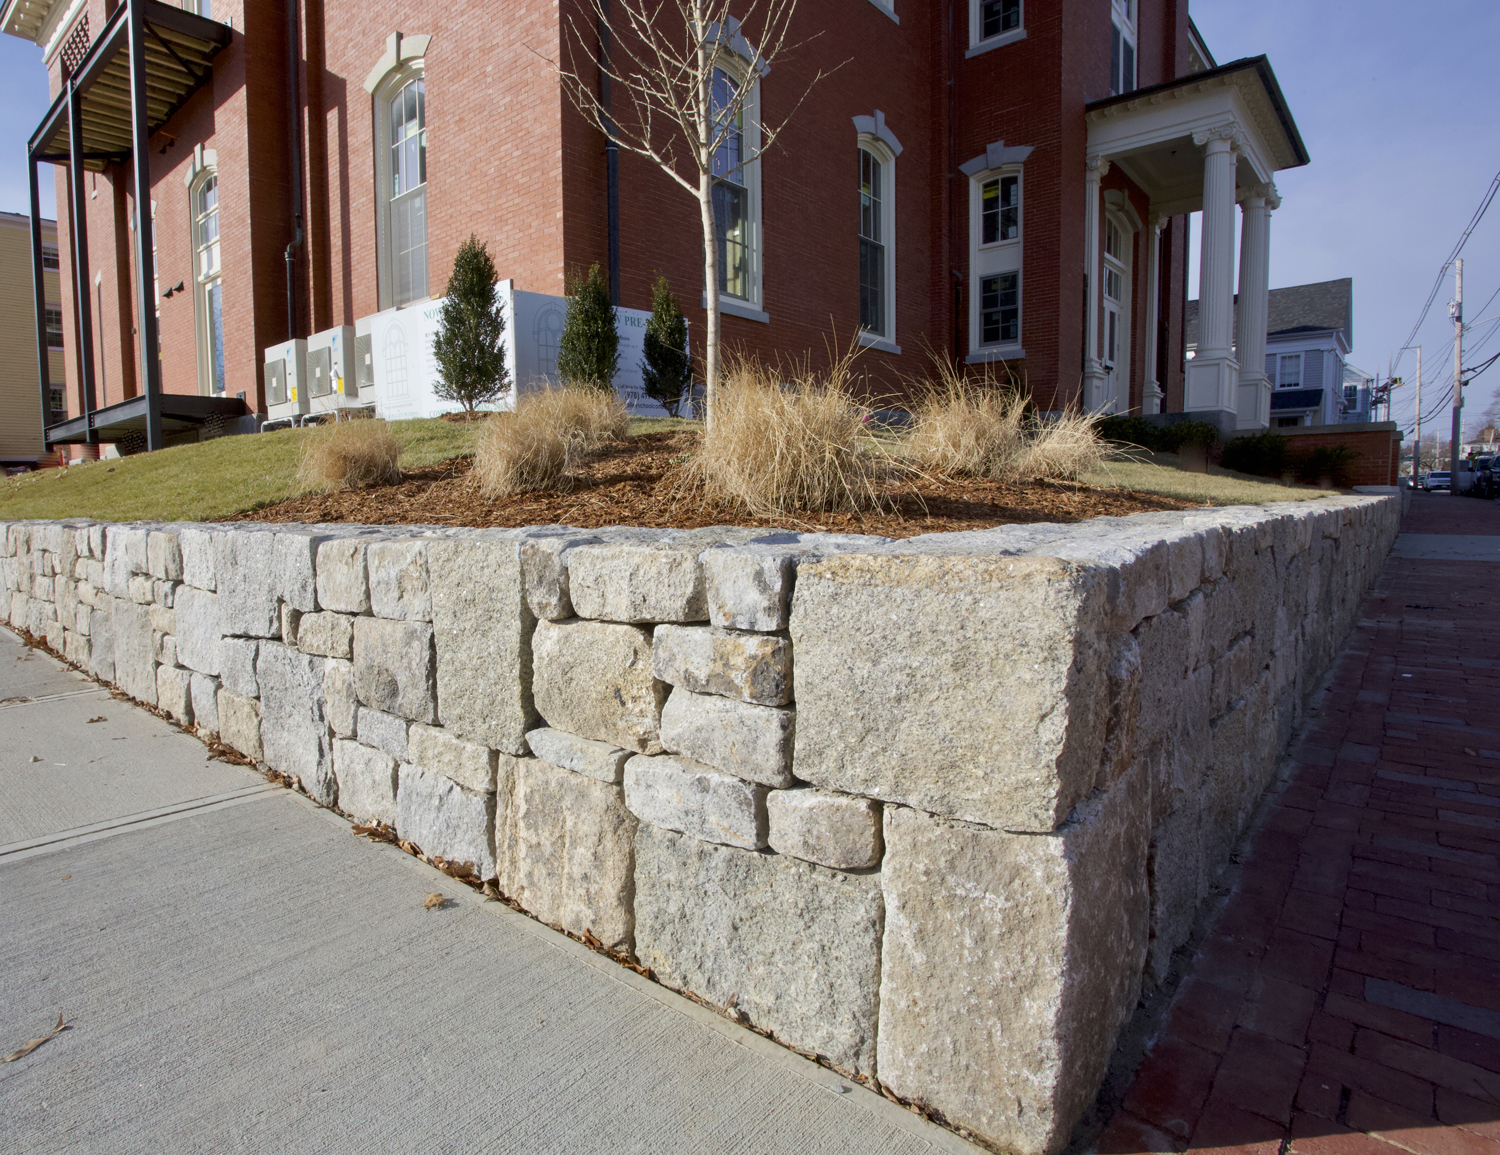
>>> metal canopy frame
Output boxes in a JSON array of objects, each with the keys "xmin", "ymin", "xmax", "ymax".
[{"xmin": 27, "ymin": 0, "xmax": 230, "ymax": 452}]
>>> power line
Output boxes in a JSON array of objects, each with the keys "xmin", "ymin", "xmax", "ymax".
[{"xmin": 1392, "ymin": 168, "xmax": 1500, "ymax": 374}]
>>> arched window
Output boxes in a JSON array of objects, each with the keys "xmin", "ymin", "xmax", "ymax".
[
  {"xmin": 375, "ymin": 67, "xmax": 428, "ymax": 308},
  {"xmin": 191, "ymin": 171, "xmax": 225, "ymax": 395}
]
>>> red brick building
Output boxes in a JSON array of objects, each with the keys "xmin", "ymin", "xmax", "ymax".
[{"xmin": 5, "ymin": 0, "xmax": 1308, "ymax": 454}]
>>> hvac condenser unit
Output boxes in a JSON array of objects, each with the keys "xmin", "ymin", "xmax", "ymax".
[
  {"xmin": 306, "ymin": 325, "xmax": 360, "ymax": 416},
  {"xmin": 263, "ymin": 339, "xmax": 309, "ymax": 428},
  {"xmin": 353, "ymin": 314, "xmax": 375, "ymax": 399}
]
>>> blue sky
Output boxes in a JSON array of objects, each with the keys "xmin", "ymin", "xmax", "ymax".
[
  {"xmin": 3, "ymin": 4, "xmax": 1497, "ymax": 435},
  {"xmin": 1191, "ymin": 0, "xmax": 1500, "ymax": 437}
]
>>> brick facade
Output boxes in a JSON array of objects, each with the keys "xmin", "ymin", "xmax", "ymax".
[
  {"xmin": 1276, "ymin": 424, "xmax": 1405, "ymax": 487},
  {"xmin": 40, "ymin": 0, "xmax": 1200, "ymax": 439}
]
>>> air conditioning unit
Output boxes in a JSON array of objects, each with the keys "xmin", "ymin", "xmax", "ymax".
[
  {"xmin": 263, "ymin": 339, "xmax": 309, "ymax": 428},
  {"xmin": 354, "ymin": 314, "xmax": 375, "ymax": 399},
  {"xmin": 306, "ymin": 325, "xmax": 361, "ymax": 416}
]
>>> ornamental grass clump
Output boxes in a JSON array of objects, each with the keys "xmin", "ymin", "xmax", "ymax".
[
  {"xmin": 472, "ymin": 385, "xmax": 627, "ymax": 497},
  {"xmin": 685, "ymin": 353, "xmax": 888, "ymax": 516},
  {"xmin": 904, "ymin": 367, "xmax": 1028, "ymax": 478},
  {"xmin": 1013, "ymin": 407, "xmax": 1113, "ymax": 480},
  {"xmin": 296, "ymin": 417, "xmax": 402, "ymax": 491}
]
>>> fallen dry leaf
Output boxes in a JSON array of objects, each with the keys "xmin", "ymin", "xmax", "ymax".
[
  {"xmin": 29, "ymin": 755, "xmax": 41, "ymax": 762},
  {"xmin": 1, "ymin": 1013, "xmax": 69, "ymax": 1063},
  {"xmin": 582, "ymin": 929, "xmax": 603, "ymax": 950},
  {"xmin": 86, "ymin": 716, "xmax": 106, "ymax": 724},
  {"xmin": 423, "ymin": 893, "xmax": 450, "ymax": 911}
]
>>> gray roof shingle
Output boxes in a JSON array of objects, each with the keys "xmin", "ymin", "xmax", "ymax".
[{"xmin": 1186, "ymin": 277, "xmax": 1353, "ymax": 350}]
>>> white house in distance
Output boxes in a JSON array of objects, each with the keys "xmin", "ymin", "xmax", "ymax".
[{"xmin": 1188, "ymin": 277, "xmax": 1360, "ymax": 427}]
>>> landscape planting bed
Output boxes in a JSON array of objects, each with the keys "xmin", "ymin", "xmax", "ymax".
[{"xmin": 225, "ymin": 430, "xmax": 1199, "ymax": 536}]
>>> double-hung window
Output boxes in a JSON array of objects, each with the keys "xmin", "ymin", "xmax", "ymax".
[
  {"xmin": 49, "ymin": 384, "xmax": 66, "ymax": 426},
  {"xmin": 41, "ymin": 243, "xmax": 60, "ymax": 271},
  {"xmin": 712, "ymin": 68, "xmax": 750, "ymax": 301},
  {"xmin": 1277, "ymin": 353, "xmax": 1302, "ymax": 389},
  {"xmin": 1110, "ymin": 0, "xmax": 1136, "ymax": 95},
  {"xmin": 858, "ymin": 149, "xmax": 886, "ymax": 336},
  {"xmin": 970, "ymin": 169, "xmax": 1022, "ymax": 356},
  {"xmin": 44, "ymin": 304, "xmax": 64, "ymax": 349},
  {"xmin": 193, "ymin": 173, "xmax": 225, "ymax": 395},
  {"xmin": 970, "ymin": 0, "xmax": 1023, "ymax": 53},
  {"xmin": 384, "ymin": 73, "xmax": 428, "ymax": 307}
]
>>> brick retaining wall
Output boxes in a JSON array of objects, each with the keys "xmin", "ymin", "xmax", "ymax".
[
  {"xmin": 1, "ymin": 496, "xmax": 1400, "ymax": 1154},
  {"xmin": 1273, "ymin": 422, "xmax": 1404, "ymax": 486}
]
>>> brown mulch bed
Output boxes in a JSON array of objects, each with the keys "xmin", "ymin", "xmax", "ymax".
[{"xmin": 224, "ymin": 430, "xmax": 1199, "ymax": 537}]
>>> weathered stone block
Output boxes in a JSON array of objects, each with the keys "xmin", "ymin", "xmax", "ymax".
[
  {"xmin": 520, "ymin": 531, "xmax": 600, "ymax": 620},
  {"xmin": 148, "ymin": 603, "xmax": 175, "ymax": 636},
  {"xmin": 297, "ymin": 611, "xmax": 353, "ymax": 659},
  {"xmin": 63, "ymin": 628, "xmax": 89, "ymax": 667},
  {"xmin": 279, "ymin": 603, "xmax": 301, "ymax": 647},
  {"xmin": 128, "ymin": 574, "xmax": 155, "ymax": 605},
  {"xmin": 172, "ymin": 587, "xmax": 220, "ymax": 676},
  {"xmin": 179, "ymin": 527, "xmax": 217, "ymax": 590},
  {"xmin": 367, "ymin": 539, "xmax": 431, "ymax": 621},
  {"xmin": 356, "ymin": 707, "xmax": 409, "ymax": 761},
  {"xmin": 218, "ymin": 637, "xmax": 259, "ymax": 698},
  {"xmin": 146, "ymin": 530, "xmax": 183, "ymax": 581},
  {"xmin": 87, "ymin": 603, "xmax": 114, "ymax": 682},
  {"xmin": 1145, "ymin": 802, "xmax": 1203, "ymax": 988},
  {"xmin": 333, "ymin": 739, "xmax": 399, "ymax": 826},
  {"xmin": 217, "ymin": 688, "xmax": 263, "ymax": 761},
  {"xmin": 156, "ymin": 663, "xmax": 193, "ymax": 725},
  {"xmin": 154, "ymin": 632, "xmax": 178, "ymax": 668},
  {"xmin": 791, "ymin": 554, "xmax": 1110, "ymax": 831},
  {"xmin": 652, "ymin": 625, "xmax": 792, "ymax": 706},
  {"xmin": 256, "ymin": 641, "xmax": 336, "ymax": 805},
  {"xmin": 112, "ymin": 598, "xmax": 157, "ymax": 705},
  {"xmin": 496, "ymin": 757, "xmax": 637, "ymax": 951},
  {"xmin": 532, "ymin": 618, "xmax": 665, "ymax": 753},
  {"xmin": 659, "ymin": 687, "xmax": 794, "ymax": 787},
  {"xmin": 622, "ymin": 754, "xmax": 767, "ymax": 849},
  {"xmin": 215, "ymin": 531, "xmax": 279, "ymax": 637},
  {"xmin": 428, "ymin": 538, "xmax": 535, "ymax": 755},
  {"xmin": 316, "ymin": 538, "xmax": 369, "ymax": 614},
  {"xmin": 104, "ymin": 525, "xmax": 147, "ymax": 598},
  {"xmin": 878, "ymin": 771, "xmax": 1149, "ymax": 1155},
  {"xmin": 767, "ymin": 788, "xmax": 882, "ymax": 870},
  {"xmin": 273, "ymin": 529, "xmax": 326, "ymax": 612},
  {"xmin": 396, "ymin": 762, "xmax": 497, "ymax": 879},
  {"xmin": 190, "ymin": 673, "xmax": 220, "ymax": 734},
  {"xmin": 704, "ymin": 545, "xmax": 796, "ymax": 632},
  {"xmin": 352, "ymin": 617, "xmax": 436, "ymax": 723},
  {"xmin": 323, "ymin": 658, "xmax": 357, "ymax": 738},
  {"xmin": 524, "ymin": 727, "xmax": 632, "ymax": 785},
  {"xmin": 634, "ymin": 826, "xmax": 882, "ymax": 1077},
  {"xmin": 568, "ymin": 541, "xmax": 708, "ymax": 623},
  {"xmin": 408, "ymin": 722, "xmax": 497, "ymax": 792}
]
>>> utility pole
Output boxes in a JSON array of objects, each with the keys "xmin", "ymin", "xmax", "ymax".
[
  {"xmin": 1450, "ymin": 259, "xmax": 1464, "ymax": 488},
  {"xmin": 1413, "ymin": 345, "xmax": 1423, "ymax": 483}
]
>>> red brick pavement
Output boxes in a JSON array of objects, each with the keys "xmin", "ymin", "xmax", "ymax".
[{"xmin": 1098, "ymin": 492, "xmax": 1500, "ymax": 1155}]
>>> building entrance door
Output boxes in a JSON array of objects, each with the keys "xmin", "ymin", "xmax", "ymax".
[{"xmin": 1102, "ymin": 216, "xmax": 1131, "ymax": 412}]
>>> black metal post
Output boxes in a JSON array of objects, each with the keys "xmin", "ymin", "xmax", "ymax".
[
  {"xmin": 126, "ymin": 0, "xmax": 163, "ymax": 450},
  {"xmin": 65, "ymin": 78, "xmax": 97, "ymax": 444},
  {"xmin": 28, "ymin": 154, "xmax": 52, "ymax": 451}
]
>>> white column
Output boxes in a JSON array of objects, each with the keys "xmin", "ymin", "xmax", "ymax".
[
  {"xmin": 1082, "ymin": 155, "xmax": 1109, "ymax": 410},
  {"xmin": 1234, "ymin": 183, "xmax": 1276, "ymax": 430},
  {"xmin": 1184, "ymin": 126, "xmax": 1241, "ymax": 415},
  {"xmin": 1142, "ymin": 214, "xmax": 1166, "ymax": 414}
]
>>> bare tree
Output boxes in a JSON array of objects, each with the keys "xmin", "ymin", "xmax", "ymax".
[{"xmin": 541, "ymin": 0, "xmax": 832, "ymax": 429}]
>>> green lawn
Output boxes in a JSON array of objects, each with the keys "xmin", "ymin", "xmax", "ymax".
[
  {"xmin": 0, "ymin": 418, "xmax": 478, "ymax": 523},
  {"xmin": 1084, "ymin": 450, "xmax": 1340, "ymax": 505},
  {"xmin": 2, "ymin": 419, "xmax": 1339, "ymax": 525}
]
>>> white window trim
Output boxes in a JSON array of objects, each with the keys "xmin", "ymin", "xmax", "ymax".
[
  {"xmin": 864, "ymin": 0, "xmax": 899, "ymax": 23},
  {"xmin": 966, "ymin": 158, "xmax": 1025, "ymax": 359},
  {"xmin": 967, "ymin": 0, "xmax": 1026, "ymax": 58},
  {"xmin": 1276, "ymin": 351, "xmax": 1303, "ymax": 389},
  {"xmin": 186, "ymin": 165, "xmax": 223, "ymax": 396},
  {"xmin": 372, "ymin": 58, "xmax": 429, "ymax": 311},
  {"xmin": 1110, "ymin": 0, "xmax": 1137, "ymax": 95},
  {"xmin": 706, "ymin": 56, "xmax": 765, "ymax": 315},
  {"xmin": 855, "ymin": 115, "xmax": 901, "ymax": 354}
]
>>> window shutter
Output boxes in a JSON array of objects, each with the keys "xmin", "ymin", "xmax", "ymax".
[
  {"xmin": 1304, "ymin": 349, "xmax": 1325, "ymax": 389},
  {"xmin": 1265, "ymin": 354, "xmax": 1276, "ymax": 383}
]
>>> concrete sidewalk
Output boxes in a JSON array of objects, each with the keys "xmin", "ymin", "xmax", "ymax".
[
  {"xmin": 0, "ymin": 631, "xmax": 972, "ymax": 1155},
  {"xmin": 1095, "ymin": 491, "xmax": 1500, "ymax": 1155}
]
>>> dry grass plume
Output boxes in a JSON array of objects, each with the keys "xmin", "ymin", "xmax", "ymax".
[
  {"xmin": 296, "ymin": 417, "xmax": 402, "ymax": 492},
  {"xmin": 472, "ymin": 385, "xmax": 628, "ymax": 497}
]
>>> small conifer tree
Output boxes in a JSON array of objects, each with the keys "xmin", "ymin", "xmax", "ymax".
[
  {"xmin": 556, "ymin": 263, "xmax": 619, "ymax": 389},
  {"xmin": 432, "ymin": 235, "xmax": 509, "ymax": 416},
  {"xmin": 640, "ymin": 275, "xmax": 691, "ymax": 417}
]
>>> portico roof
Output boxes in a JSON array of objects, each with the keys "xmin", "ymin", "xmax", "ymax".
[{"xmin": 1085, "ymin": 56, "xmax": 1309, "ymax": 217}]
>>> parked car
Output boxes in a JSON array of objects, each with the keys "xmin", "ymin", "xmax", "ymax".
[
  {"xmin": 1424, "ymin": 471, "xmax": 1451, "ymax": 492},
  {"xmin": 1473, "ymin": 456, "xmax": 1497, "ymax": 499}
]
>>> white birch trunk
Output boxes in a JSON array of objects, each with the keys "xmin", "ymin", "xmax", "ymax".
[{"xmin": 696, "ymin": 18, "xmax": 719, "ymax": 432}]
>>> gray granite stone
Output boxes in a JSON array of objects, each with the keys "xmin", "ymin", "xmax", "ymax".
[
  {"xmin": 622, "ymin": 753, "xmax": 767, "ymax": 850},
  {"xmin": 352, "ymin": 616, "xmax": 437, "ymax": 723}
]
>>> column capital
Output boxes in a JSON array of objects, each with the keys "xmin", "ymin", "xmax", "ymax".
[
  {"xmin": 1192, "ymin": 123, "xmax": 1244, "ymax": 154},
  {"xmin": 1237, "ymin": 181, "xmax": 1280, "ymax": 210},
  {"xmin": 1085, "ymin": 154, "xmax": 1111, "ymax": 180},
  {"xmin": 1149, "ymin": 212, "xmax": 1168, "ymax": 235}
]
